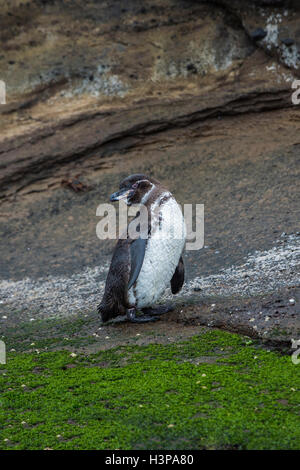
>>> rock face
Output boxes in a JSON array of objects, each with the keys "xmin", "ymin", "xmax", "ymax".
[
  {"xmin": 0, "ymin": 0, "xmax": 299, "ymax": 199},
  {"xmin": 202, "ymin": 1, "xmax": 300, "ymax": 72}
]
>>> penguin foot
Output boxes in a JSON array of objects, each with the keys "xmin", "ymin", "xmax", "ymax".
[
  {"xmin": 126, "ymin": 308, "xmax": 159, "ymax": 323},
  {"xmin": 142, "ymin": 303, "xmax": 175, "ymax": 316}
]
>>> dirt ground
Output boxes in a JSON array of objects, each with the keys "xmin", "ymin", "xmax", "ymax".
[{"xmin": 0, "ymin": 106, "xmax": 299, "ymax": 349}]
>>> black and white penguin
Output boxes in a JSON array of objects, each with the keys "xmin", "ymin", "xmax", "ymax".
[{"xmin": 97, "ymin": 174, "xmax": 186, "ymax": 323}]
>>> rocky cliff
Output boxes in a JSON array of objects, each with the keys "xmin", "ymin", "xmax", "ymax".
[{"xmin": 0, "ymin": 0, "xmax": 299, "ymax": 200}]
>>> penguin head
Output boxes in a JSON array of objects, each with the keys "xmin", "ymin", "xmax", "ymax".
[{"xmin": 110, "ymin": 174, "xmax": 159, "ymax": 206}]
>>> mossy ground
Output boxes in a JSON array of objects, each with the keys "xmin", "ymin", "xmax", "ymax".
[{"xmin": 0, "ymin": 329, "xmax": 299, "ymax": 450}]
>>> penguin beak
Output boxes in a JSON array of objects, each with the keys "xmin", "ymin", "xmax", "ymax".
[{"xmin": 110, "ymin": 188, "xmax": 132, "ymax": 202}]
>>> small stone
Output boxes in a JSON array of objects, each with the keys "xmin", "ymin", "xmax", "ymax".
[
  {"xmin": 249, "ymin": 318, "xmax": 255, "ymax": 322},
  {"xmin": 250, "ymin": 28, "xmax": 267, "ymax": 41},
  {"xmin": 2, "ymin": 316, "xmax": 7, "ymax": 319},
  {"xmin": 105, "ymin": 336, "xmax": 110, "ymax": 339},
  {"xmin": 21, "ymin": 421, "xmax": 26, "ymax": 425},
  {"xmin": 21, "ymin": 384, "xmax": 26, "ymax": 388},
  {"xmin": 70, "ymin": 353, "xmax": 77, "ymax": 358},
  {"xmin": 289, "ymin": 298, "xmax": 295, "ymax": 305},
  {"xmin": 186, "ymin": 63, "xmax": 197, "ymax": 74},
  {"xmin": 167, "ymin": 424, "xmax": 175, "ymax": 428},
  {"xmin": 265, "ymin": 316, "xmax": 270, "ymax": 322},
  {"xmin": 281, "ymin": 38, "xmax": 294, "ymax": 47}
]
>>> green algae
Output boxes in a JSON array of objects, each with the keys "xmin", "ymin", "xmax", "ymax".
[{"xmin": 0, "ymin": 330, "xmax": 299, "ymax": 450}]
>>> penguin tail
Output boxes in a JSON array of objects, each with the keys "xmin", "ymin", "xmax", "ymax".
[{"xmin": 97, "ymin": 302, "xmax": 110, "ymax": 323}]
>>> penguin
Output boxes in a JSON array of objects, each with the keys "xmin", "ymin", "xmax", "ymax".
[{"xmin": 97, "ymin": 174, "xmax": 186, "ymax": 323}]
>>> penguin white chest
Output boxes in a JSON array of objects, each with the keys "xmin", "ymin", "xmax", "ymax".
[{"xmin": 128, "ymin": 197, "xmax": 186, "ymax": 308}]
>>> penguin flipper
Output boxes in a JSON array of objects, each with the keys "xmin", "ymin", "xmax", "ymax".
[
  {"xmin": 171, "ymin": 255, "xmax": 184, "ymax": 294},
  {"xmin": 128, "ymin": 237, "xmax": 147, "ymax": 290}
]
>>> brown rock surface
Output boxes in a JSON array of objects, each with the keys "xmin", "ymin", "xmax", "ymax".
[{"xmin": 1, "ymin": 0, "xmax": 298, "ymax": 199}]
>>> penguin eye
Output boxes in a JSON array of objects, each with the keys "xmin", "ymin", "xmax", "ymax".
[{"xmin": 132, "ymin": 183, "xmax": 138, "ymax": 189}]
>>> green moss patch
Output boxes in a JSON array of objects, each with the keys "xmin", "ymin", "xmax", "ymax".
[{"xmin": 0, "ymin": 330, "xmax": 299, "ymax": 450}]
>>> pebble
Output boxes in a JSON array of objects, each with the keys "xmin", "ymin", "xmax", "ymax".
[
  {"xmin": 250, "ymin": 28, "xmax": 267, "ymax": 41},
  {"xmin": 289, "ymin": 298, "xmax": 295, "ymax": 305}
]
